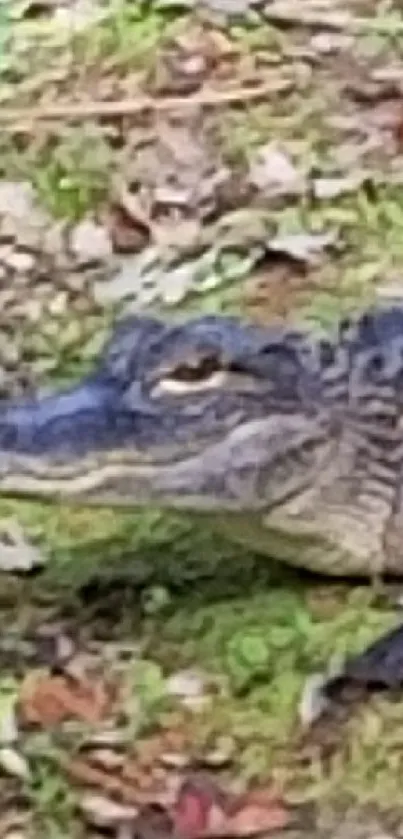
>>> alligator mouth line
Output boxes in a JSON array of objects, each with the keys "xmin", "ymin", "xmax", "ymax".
[
  {"xmin": 0, "ymin": 458, "xmax": 177, "ymax": 498},
  {"xmin": 0, "ymin": 422, "xmax": 328, "ymax": 515},
  {"xmin": 0, "ymin": 448, "xmax": 200, "ymax": 505},
  {"xmin": 0, "ymin": 446, "xmax": 205, "ymax": 479},
  {"xmin": 0, "ymin": 465, "xmax": 311, "ymax": 514}
]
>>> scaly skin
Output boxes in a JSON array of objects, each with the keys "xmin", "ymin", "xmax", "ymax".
[{"xmin": 1, "ymin": 305, "xmax": 403, "ymax": 577}]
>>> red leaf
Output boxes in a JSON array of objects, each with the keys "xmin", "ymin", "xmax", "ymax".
[
  {"xmin": 174, "ymin": 779, "xmax": 214, "ymax": 838},
  {"xmin": 173, "ymin": 778, "xmax": 290, "ymax": 839}
]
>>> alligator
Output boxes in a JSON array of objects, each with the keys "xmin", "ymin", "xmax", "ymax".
[
  {"xmin": 3, "ymin": 303, "xmax": 403, "ymax": 581},
  {"xmin": 3, "ymin": 301, "xmax": 403, "ymax": 700}
]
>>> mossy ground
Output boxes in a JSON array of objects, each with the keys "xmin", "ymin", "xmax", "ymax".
[{"xmin": 2, "ymin": 1, "xmax": 403, "ymax": 833}]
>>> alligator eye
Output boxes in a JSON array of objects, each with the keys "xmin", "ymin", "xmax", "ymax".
[
  {"xmin": 155, "ymin": 356, "xmax": 228, "ymax": 395},
  {"xmin": 166, "ymin": 355, "xmax": 222, "ymax": 383},
  {"xmin": 152, "ymin": 354, "xmax": 254, "ymax": 396},
  {"xmin": 156, "ymin": 371, "xmax": 230, "ymax": 395}
]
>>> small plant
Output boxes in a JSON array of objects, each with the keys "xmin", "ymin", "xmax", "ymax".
[
  {"xmin": 225, "ymin": 630, "xmax": 271, "ymax": 694},
  {"xmin": 124, "ymin": 659, "xmax": 172, "ymax": 736},
  {"xmin": 33, "ymin": 128, "xmax": 113, "ymax": 220}
]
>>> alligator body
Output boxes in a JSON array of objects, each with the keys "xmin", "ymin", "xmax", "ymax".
[{"xmin": 2, "ymin": 305, "xmax": 403, "ymax": 578}]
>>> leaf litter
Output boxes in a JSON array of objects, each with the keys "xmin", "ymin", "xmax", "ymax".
[
  {"xmin": 14, "ymin": 649, "xmax": 291, "ymax": 836},
  {"xmin": 0, "ymin": 5, "xmax": 400, "ymax": 333},
  {"xmin": 10, "ymin": 600, "xmax": 402, "ymax": 837}
]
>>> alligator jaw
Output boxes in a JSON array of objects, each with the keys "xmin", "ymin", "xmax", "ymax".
[
  {"xmin": 0, "ymin": 378, "xmax": 187, "ymax": 504},
  {"xmin": 0, "ymin": 377, "xmax": 330, "ymax": 514},
  {"xmin": 0, "ymin": 305, "xmax": 400, "ymax": 579}
]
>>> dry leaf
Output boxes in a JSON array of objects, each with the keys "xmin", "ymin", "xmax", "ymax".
[
  {"xmin": 312, "ymin": 172, "xmax": 366, "ymax": 200},
  {"xmin": 299, "ymin": 673, "xmax": 332, "ymax": 726},
  {"xmin": 172, "ymin": 777, "xmax": 291, "ymax": 838},
  {"xmin": 166, "ymin": 670, "xmax": 207, "ymax": 700},
  {"xmin": 79, "ymin": 793, "xmax": 138, "ymax": 829},
  {"xmin": 19, "ymin": 671, "xmax": 115, "ymax": 727},
  {"xmin": 248, "ymin": 142, "xmax": 305, "ymax": 198},
  {"xmin": 0, "ymin": 748, "xmax": 30, "ymax": 781},
  {"xmin": 223, "ymin": 801, "xmax": 290, "ymax": 836},
  {"xmin": 267, "ymin": 231, "xmax": 338, "ymax": 264},
  {"xmin": 70, "ymin": 219, "xmax": 113, "ymax": 263},
  {"xmin": 105, "ymin": 203, "xmax": 151, "ymax": 253},
  {"xmin": 0, "ymin": 519, "xmax": 46, "ymax": 572},
  {"xmin": 173, "ymin": 779, "xmax": 213, "ymax": 838}
]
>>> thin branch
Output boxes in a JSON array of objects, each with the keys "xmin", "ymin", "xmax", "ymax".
[
  {"xmin": 264, "ymin": 8, "xmax": 403, "ymax": 34},
  {"xmin": 0, "ymin": 77, "xmax": 292, "ymax": 132}
]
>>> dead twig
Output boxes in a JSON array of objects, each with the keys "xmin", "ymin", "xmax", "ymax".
[
  {"xmin": 0, "ymin": 77, "xmax": 292, "ymax": 133},
  {"xmin": 263, "ymin": 7, "xmax": 403, "ymax": 34}
]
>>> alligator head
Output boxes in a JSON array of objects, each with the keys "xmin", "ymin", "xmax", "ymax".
[
  {"xmin": 1, "ymin": 307, "xmax": 403, "ymax": 576},
  {"xmin": 0, "ymin": 313, "xmax": 332, "ymax": 508}
]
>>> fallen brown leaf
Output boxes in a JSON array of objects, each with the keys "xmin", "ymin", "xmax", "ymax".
[
  {"xmin": 66, "ymin": 756, "xmax": 144, "ymax": 805},
  {"xmin": 223, "ymin": 801, "xmax": 290, "ymax": 836},
  {"xmin": 19, "ymin": 670, "xmax": 116, "ymax": 727},
  {"xmin": 66, "ymin": 730, "xmax": 291, "ymax": 838}
]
